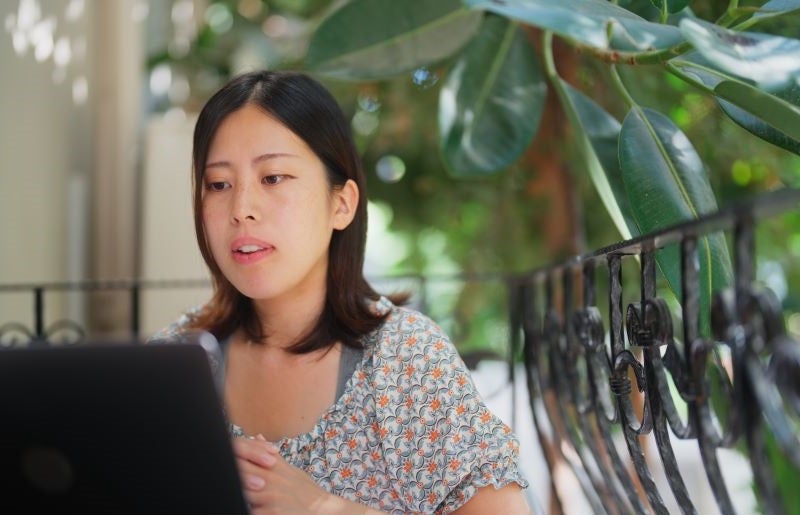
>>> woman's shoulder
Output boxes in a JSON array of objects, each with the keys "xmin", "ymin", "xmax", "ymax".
[
  {"xmin": 367, "ymin": 299, "xmax": 530, "ymax": 513},
  {"xmin": 374, "ymin": 297, "xmax": 446, "ymax": 337},
  {"xmin": 147, "ymin": 305, "xmax": 204, "ymax": 342},
  {"xmin": 369, "ymin": 298, "xmax": 460, "ymax": 367}
]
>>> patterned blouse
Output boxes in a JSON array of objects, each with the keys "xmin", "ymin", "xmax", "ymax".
[{"xmin": 151, "ymin": 297, "xmax": 528, "ymax": 514}]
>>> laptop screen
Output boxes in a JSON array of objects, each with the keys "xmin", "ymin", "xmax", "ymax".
[{"xmin": 0, "ymin": 335, "xmax": 249, "ymax": 514}]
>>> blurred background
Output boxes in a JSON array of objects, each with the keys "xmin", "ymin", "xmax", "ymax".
[
  {"xmin": 2, "ymin": 0, "xmax": 800, "ymax": 512},
  {"xmin": 2, "ymin": 0, "xmax": 798, "ymax": 345},
  {"xmin": 1, "ymin": 0, "xmax": 545, "ymax": 344}
]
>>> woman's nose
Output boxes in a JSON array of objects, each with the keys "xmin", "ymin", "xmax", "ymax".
[{"xmin": 231, "ymin": 185, "xmax": 259, "ymax": 223}]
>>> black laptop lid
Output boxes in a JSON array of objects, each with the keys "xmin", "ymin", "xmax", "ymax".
[{"xmin": 0, "ymin": 336, "xmax": 249, "ymax": 514}]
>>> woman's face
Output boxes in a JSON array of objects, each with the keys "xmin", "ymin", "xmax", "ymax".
[{"xmin": 201, "ymin": 104, "xmax": 356, "ymax": 305}]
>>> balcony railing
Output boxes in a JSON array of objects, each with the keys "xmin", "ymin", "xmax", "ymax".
[
  {"xmin": 1, "ymin": 187, "xmax": 798, "ymax": 513},
  {"xmin": 0, "ymin": 278, "xmax": 211, "ymax": 345},
  {"xmin": 508, "ymin": 187, "xmax": 800, "ymax": 514}
]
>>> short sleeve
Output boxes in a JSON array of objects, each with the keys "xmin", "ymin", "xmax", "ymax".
[
  {"xmin": 371, "ymin": 308, "xmax": 528, "ymax": 514},
  {"xmin": 146, "ymin": 306, "xmax": 202, "ymax": 342}
]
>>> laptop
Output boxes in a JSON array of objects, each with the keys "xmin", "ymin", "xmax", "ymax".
[{"xmin": 0, "ymin": 332, "xmax": 249, "ymax": 514}]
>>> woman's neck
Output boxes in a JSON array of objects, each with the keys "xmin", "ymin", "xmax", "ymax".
[{"xmin": 249, "ymin": 286, "xmax": 326, "ymax": 350}]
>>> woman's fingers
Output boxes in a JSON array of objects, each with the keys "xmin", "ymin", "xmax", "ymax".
[
  {"xmin": 237, "ymin": 461, "xmax": 265, "ymax": 489},
  {"xmin": 231, "ymin": 437, "xmax": 278, "ymax": 468},
  {"xmin": 236, "ymin": 458, "xmax": 272, "ymax": 510},
  {"xmin": 235, "ymin": 450, "xmax": 342, "ymax": 514},
  {"xmin": 231, "ymin": 436, "xmax": 286, "ymax": 509},
  {"xmin": 231, "ymin": 436, "xmax": 305, "ymax": 512}
]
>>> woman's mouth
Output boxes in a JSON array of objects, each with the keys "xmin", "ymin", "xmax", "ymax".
[
  {"xmin": 231, "ymin": 239, "xmax": 274, "ymax": 264},
  {"xmin": 237, "ymin": 244, "xmax": 265, "ymax": 254}
]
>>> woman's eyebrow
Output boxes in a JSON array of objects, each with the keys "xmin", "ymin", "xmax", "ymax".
[
  {"xmin": 205, "ymin": 152, "xmax": 299, "ymax": 169},
  {"xmin": 253, "ymin": 152, "xmax": 298, "ymax": 165}
]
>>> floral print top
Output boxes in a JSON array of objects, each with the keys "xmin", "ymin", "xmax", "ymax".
[{"xmin": 151, "ymin": 297, "xmax": 528, "ymax": 514}]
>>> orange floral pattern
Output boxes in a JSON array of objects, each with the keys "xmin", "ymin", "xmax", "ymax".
[{"xmin": 154, "ymin": 298, "xmax": 528, "ymax": 513}]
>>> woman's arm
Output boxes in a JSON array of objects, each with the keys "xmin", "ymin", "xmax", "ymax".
[
  {"xmin": 318, "ymin": 496, "xmax": 387, "ymax": 515},
  {"xmin": 233, "ymin": 436, "xmax": 388, "ymax": 515},
  {"xmin": 234, "ymin": 436, "xmax": 530, "ymax": 514},
  {"xmin": 451, "ymin": 484, "xmax": 531, "ymax": 515}
]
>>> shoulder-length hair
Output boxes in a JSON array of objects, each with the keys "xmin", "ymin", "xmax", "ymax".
[{"xmin": 188, "ymin": 70, "xmax": 402, "ymax": 353}]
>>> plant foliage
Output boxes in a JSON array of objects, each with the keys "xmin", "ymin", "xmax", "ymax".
[
  {"xmin": 302, "ymin": 2, "xmax": 800, "ymax": 508},
  {"xmin": 306, "ymin": 0, "xmax": 800, "ymax": 335}
]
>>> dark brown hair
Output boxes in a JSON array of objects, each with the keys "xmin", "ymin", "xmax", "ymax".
[{"xmin": 188, "ymin": 70, "xmax": 402, "ymax": 353}]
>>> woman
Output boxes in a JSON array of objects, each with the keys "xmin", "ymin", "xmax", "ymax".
[{"xmin": 152, "ymin": 70, "xmax": 531, "ymax": 514}]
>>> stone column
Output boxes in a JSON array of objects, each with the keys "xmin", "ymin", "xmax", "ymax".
[{"xmin": 88, "ymin": 0, "xmax": 144, "ymax": 338}]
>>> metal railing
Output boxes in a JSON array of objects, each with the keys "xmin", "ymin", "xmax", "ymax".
[
  {"xmin": 0, "ymin": 279, "xmax": 211, "ymax": 345},
  {"xmin": 508, "ymin": 187, "xmax": 800, "ymax": 514}
]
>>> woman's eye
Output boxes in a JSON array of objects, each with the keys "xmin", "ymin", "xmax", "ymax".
[
  {"xmin": 206, "ymin": 181, "xmax": 230, "ymax": 192},
  {"xmin": 262, "ymin": 175, "xmax": 286, "ymax": 185}
]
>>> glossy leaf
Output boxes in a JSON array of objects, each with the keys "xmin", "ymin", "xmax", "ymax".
[
  {"xmin": 306, "ymin": 0, "xmax": 482, "ymax": 80},
  {"xmin": 619, "ymin": 108, "xmax": 732, "ymax": 334},
  {"xmin": 649, "ymin": 0, "xmax": 691, "ymax": 14},
  {"xmin": 668, "ymin": 53, "xmax": 800, "ymax": 154},
  {"xmin": 557, "ymin": 80, "xmax": 637, "ymax": 239},
  {"xmin": 439, "ymin": 15, "xmax": 545, "ymax": 176},
  {"xmin": 680, "ymin": 18, "xmax": 800, "ymax": 90},
  {"xmin": 718, "ymin": 91, "xmax": 800, "ymax": 156},
  {"xmin": 715, "ymin": 81, "xmax": 800, "ymax": 143},
  {"xmin": 753, "ymin": 0, "xmax": 800, "ymax": 21},
  {"xmin": 464, "ymin": 0, "xmax": 684, "ymax": 52}
]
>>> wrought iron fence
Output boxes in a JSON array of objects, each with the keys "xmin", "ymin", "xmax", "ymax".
[
  {"xmin": 0, "ymin": 279, "xmax": 212, "ymax": 346},
  {"xmin": 1, "ymin": 188, "xmax": 798, "ymax": 513},
  {"xmin": 508, "ymin": 187, "xmax": 800, "ymax": 514}
]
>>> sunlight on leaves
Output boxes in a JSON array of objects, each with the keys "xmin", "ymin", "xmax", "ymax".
[
  {"xmin": 680, "ymin": 18, "xmax": 800, "ymax": 91},
  {"xmin": 464, "ymin": 0, "xmax": 683, "ymax": 52}
]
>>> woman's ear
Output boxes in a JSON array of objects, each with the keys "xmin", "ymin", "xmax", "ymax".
[{"xmin": 331, "ymin": 179, "xmax": 359, "ymax": 230}]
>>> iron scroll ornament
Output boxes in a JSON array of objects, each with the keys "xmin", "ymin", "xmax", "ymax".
[
  {"xmin": 525, "ymin": 279, "xmax": 800, "ymax": 515},
  {"xmin": 0, "ymin": 319, "xmax": 85, "ymax": 347},
  {"xmin": 711, "ymin": 285, "xmax": 800, "ymax": 515}
]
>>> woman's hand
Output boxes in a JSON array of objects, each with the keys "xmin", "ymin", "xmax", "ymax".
[{"xmin": 232, "ymin": 435, "xmax": 368, "ymax": 515}]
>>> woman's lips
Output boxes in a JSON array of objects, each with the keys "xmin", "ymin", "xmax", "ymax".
[{"xmin": 231, "ymin": 237, "xmax": 274, "ymax": 264}]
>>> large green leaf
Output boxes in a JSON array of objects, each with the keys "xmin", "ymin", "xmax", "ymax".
[
  {"xmin": 715, "ymin": 80, "xmax": 800, "ymax": 143},
  {"xmin": 619, "ymin": 108, "xmax": 732, "ymax": 335},
  {"xmin": 679, "ymin": 18, "xmax": 800, "ymax": 90},
  {"xmin": 556, "ymin": 80, "xmax": 638, "ymax": 239},
  {"xmin": 667, "ymin": 53, "xmax": 800, "ymax": 154},
  {"xmin": 718, "ymin": 93, "xmax": 800, "ymax": 156},
  {"xmin": 753, "ymin": 0, "xmax": 800, "ymax": 21},
  {"xmin": 464, "ymin": 0, "xmax": 683, "ymax": 52},
  {"xmin": 306, "ymin": 0, "xmax": 482, "ymax": 80},
  {"xmin": 439, "ymin": 15, "xmax": 545, "ymax": 176}
]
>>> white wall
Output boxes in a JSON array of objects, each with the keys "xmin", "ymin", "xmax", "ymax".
[
  {"xmin": 139, "ymin": 111, "xmax": 212, "ymax": 336},
  {"xmin": 0, "ymin": 0, "xmax": 93, "ymax": 335},
  {"xmin": 0, "ymin": 0, "xmax": 215, "ymax": 341}
]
